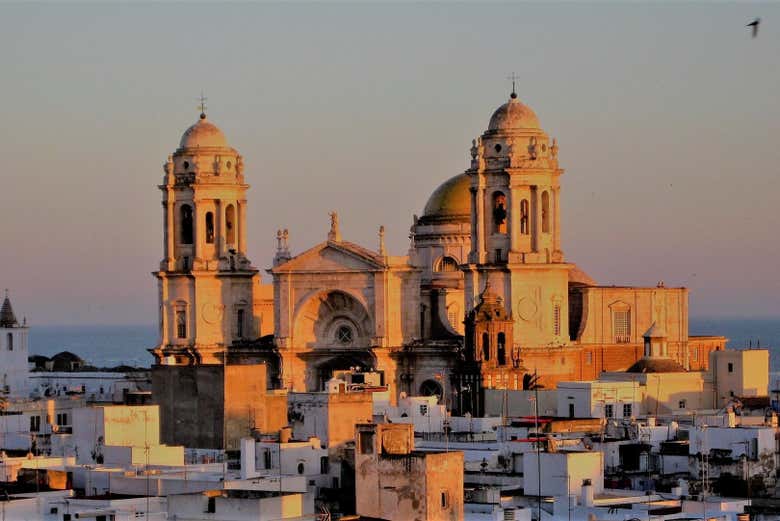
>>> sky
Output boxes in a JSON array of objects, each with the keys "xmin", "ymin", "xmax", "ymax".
[{"xmin": 0, "ymin": 3, "xmax": 778, "ymax": 325}]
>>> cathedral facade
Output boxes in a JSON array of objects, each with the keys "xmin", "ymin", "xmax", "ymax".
[{"xmin": 151, "ymin": 93, "xmax": 725, "ymax": 418}]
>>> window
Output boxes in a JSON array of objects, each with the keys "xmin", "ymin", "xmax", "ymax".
[
  {"xmin": 30, "ymin": 415, "xmax": 41, "ymax": 432},
  {"xmin": 207, "ymin": 497, "xmax": 216, "ymax": 514},
  {"xmin": 678, "ymin": 399, "xmax": 687, "ymax": 409},
  {"xmin": 482, "ymin": 333, "xmax": 490, "ymax": 361},
  {"xmin": 520, "ymin": 199, "xmax": 529, "ymax": 235},
  {"xmin": 359, "ymin": 431, "xmax": 374, "ymax": 454},
  {"xmin": 553, "ymin": 303, "xmax": 561, "ymax": 336},
  {"xmin": 604, "ymin": 404, "xmax": 614, "ymax": 418},
  {"xmin": 419, "ymin": 404, "xmax": 429, "ymax": 416},
  {"xmin": 541, "ymin": 191, "xmax": 550, "ymax": 233},
  {"xmin": 180, "ymin": 205, "xmax": 193, "ymax": 244},
  {"xmin": 728, "ymin": 362, "xmax": 734, "ymax": 373},
  {"xmin": 436, "ymin": 256, "xmax": 459, "ymax": 273},
  {"xmin": 236, "ymin": 309, "xmax": 245, "ymax": 339},
  {"xmin": 263, "ymin": 449, "xmax": 272, "ymax": 469},
  {"xmin": 176, "ymin": 310, "xmax": 187, "ymax": 339},
  {"xmin": 225, "ymin": 204, "xmax": 235, "ymax": 246},
  {"xmin": 495, "ymin": 248, "xmax": 503, "ymax": 262},
  {"xmin": 297, "ymin": 462, "xmax": 305, "ymax": 474},
  {"xmin": 441, "ymin": 490, "xmax": 450, "ymax": 509},
  {"xmin": 56, "ymin": 413, "xmax": 69, "ymax": 426},
  {"xmin": 336, "ymin": 325, "xmax": 353, "ymax": 345},
  {"xmin": 493, "ymin": 192, "xmax": 507, "ymax": 233},
  {"xmin": 6, "ymin": 333, "xmax": 11, "ymax": 351},
  {"xmin": 623, "ymin": 404, "xmax": 632, "ymax": 418},
  {"xmin": 320, "ymin": 456, "xmax": 329, "ymax": 474},
  {"xmin": 568, "ymin": 403, "xmax": 575, "ymax": 418},
  {"xmin": 497, "ymin": 333, "xmax": 506, "ymax": 366},
  {"xmin": 613, "ymin": 310, "xmax": 631, "ymax": 343},
  {"xmin": 205, "ymin": 212, "xmax": 214, "ymax": 243}
]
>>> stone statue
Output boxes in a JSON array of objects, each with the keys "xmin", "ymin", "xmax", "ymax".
[
  {"xmin": 328, "ymin": 212, "xmax": 341, "ymax": 242},
  {"xmin": 378, "ymin": 225, "xmax": 386, "ymax": 256},
  {"xmin": 550, "ymin": 138, "xmax": 558, "ymax": 158}
]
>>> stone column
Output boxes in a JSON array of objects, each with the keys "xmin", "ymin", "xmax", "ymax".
[
  {"xmin": 530, "ymin": 186, "xmax": 538, "ymax": 252},
  {"xmin": 216, "ymin": 199, "xmax": 224, "ymax": 257},
  {"xmin": 553, "ymin": 187, "xmax": 562, "ymax": 254},
  {"xmin": 192, "ymin": 199, "xmax": 201, "ymax": 262},
  {"xmin": 163, "ymin": 199, "xmax": 174, "ymax": 265},
  {"xmin": 238, "ymin": 200, "xmax": 247, "ymax": 254},
  {"xmin": 509, "ymin": 186, "xmax": 520, "ymax": 252},
  {"xmin": 469, "ymin": 187, "xmax": 478, "ymax": 257},
  {"xmin": 477, "ymin": 185, "xmax": 487, "ymax": 260}
]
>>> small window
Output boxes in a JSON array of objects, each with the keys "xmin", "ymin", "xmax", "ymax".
[
  {"xmin": 728, "ymin": 362, "xmax": 734, "ymax": 373},
  {"xmin": 180, "ymin": 205, "xmax": 193, "ymax": 245},
  {"xmin": 553, "ymin": 303, "xmax": 561, "ymax": 336},
  {"xmin": 176, "ymin": 310, "xmax": 187, "ymax": 339},
  {"xmin": 604, "ymin": 404, "xmax": 614, "ymax": 418},
  {"xmin": 30, "ymin": 415, "xmax": 40, "ymax": 432},
  {"xmin": 207, "ymin": 497, "xmax": 216, "ymax": 513},
  {"xmin": 297, "ymin": 462, "xmax": 305, "ymax": 474},
  {"xmin": 336, "ymin": 325, "xmax": 353, "ymax": 345},
  {"xmin": 497, "ymin": 333, "xmax": 506, "ymax": 366},
  {"xmin": 493, "ymin": 192, "xmax": 507, "ymax": 234},
  {"xmin": 482, "ymin": 332, "xmax": 490, "ymax": 361},
  {"xmin": 205, "ymin": 212, "xmax": 214, "ymax": 243},
  {"xmin": 679, "ymin": 399, "xmax": 687, "ymax": 409},
  {"xmin": 320, "ymin": 456, "xmax": 329, "ymax": 474},
  {"xmin": 494, "ymin": 144, "xmax": 502, "ymax": 153},
  {"xmin": 7, "ymin": 333, "xmax": 12, "ymax": 351},
  {"xmin": 623, "ymin": 404, "xmax": 632, "ymax": 418},
  {"xmin": 520, "ymin": 199, "xmax": 529, "ymax": 235},
  {"xmin": 236, "ymin": 309, "xmax": 245, "ymax": 339},
  {"xmin": 435, "ymin": 256, "xmax": 459, "ymax": 273},
  {"xmin": 263, "ymin": 449, "xmax": 272, "ymax": 469},
  {"xmin": 441, "ymin": 490, "xmax": 449, "ymax": 509},
  {"xmin": 541, "ymin": 191, "xmax": 550, "ymax": 233},
  {"xmin": 419, "ymin": 404, "xmax": 429, "ymax": 416},
  {"xmin": 225, "ymin": 204, "xmax": 236, "ymax": 246},
  {"xmin": 359, "ymin": 431, "xmax": 374, "ymax": 455}
]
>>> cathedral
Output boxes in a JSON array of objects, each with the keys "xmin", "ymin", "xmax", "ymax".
[{"xmin": 150, "ymin": 91, "xmax": 726, "ymax": 425}]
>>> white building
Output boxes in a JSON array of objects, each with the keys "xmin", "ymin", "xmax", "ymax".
[
  {"xmin": 0, "ymin": 291, "xmax": 29, "ymax": 398},
  {"xmin": 556, "ymin": 381, "xmax": 641, "ymax": 420}
]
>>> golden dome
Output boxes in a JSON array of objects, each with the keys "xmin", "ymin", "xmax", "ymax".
[
  {"xmin": 488, "ymin": 94, "xmax": 540, "ymax": 131},
  {"xmin": 179, "ymin": 114, "xmax": 229, "ymax": 149},
  {"xmin": 422, "ymin": 173, "xmax": 471, "ymax": 221}
]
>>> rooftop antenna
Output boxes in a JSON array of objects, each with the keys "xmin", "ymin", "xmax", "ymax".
[
  {"xmin": 506, "ymin": 72, "xmax": 519, "ymax": 99},
  {"xmin": 197, "ymin": 91, "xmax": 208, "ymax": 119}
]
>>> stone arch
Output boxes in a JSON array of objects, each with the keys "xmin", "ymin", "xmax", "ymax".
[
  {"xmin": 419, "ymin": 379, "xmax": 443, "ymax": 399},
  {"xmin": 292, "ymin": 290, "xmax": 373, "ymax": 350},
  {"xmin": 434, "ymin": 256, "xmax": 460, "ymax": 273}
]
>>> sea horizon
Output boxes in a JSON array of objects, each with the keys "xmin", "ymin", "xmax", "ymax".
[{"xmin": 26, "ymin": 316, "xmax": 780, "ymax": 371}]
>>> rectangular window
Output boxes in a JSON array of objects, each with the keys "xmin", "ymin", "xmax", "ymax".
[
  {"xmin": 207, "ymin": 497, "xmax": 216, "ymax": 514},
  {"xmin": 441, "ymin": 491, "xmax": 449, "ymax": 509},
  {"xmin": 263, "ymin": 449, "xmax": 272, "ymax": 470},
  {"xmin": 359, "ymin": 431, "xmax": 374, "ymax": 455},
  {"xmin": 176, "ymin": 310, "xmax": 187, "ymax": 339},
  {"xmin": 236, "ymin": 309, "xmax": 245, "ymax": 339},
  {"xmin": 30, "ymin": 415, "xmax": 40, "ymax": 432},
  {"xmin": 679, "ymin": 399, "xmax": 687, "ymax": 409},
  {"xmin": 613, "ymin": 311, "xmax": 631, "ymax": 343},
  {"xmin": 728, "ymin": 362, "xmax": 734, "ymax": 373},
  {"xmin": 320, "ymin": 456, "xmax": 329, "ymax": 474},
  {"xmin": 553, "ymin": 303, "xmax": 561, "ymax": 336},
  {"xmin": 419, "ymin": 404, "xmax": 428, "ymax": 416},
  {"xmin": 623, "ymin": 404, "xmax": 632, "ymax": 418},
  {"xmin": 604, "ymin": 404, "xmax": 614, "ymax": 418}
]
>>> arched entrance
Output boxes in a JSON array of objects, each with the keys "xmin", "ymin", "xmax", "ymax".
[{"xmin": 292, "ymin": 290, "xmax": 377, "ymax": 391}]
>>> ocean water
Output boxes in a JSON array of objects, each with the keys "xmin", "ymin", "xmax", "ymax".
[{"xmin": 26, "ymin": 318, "xmax": 780, "ymax": 370}]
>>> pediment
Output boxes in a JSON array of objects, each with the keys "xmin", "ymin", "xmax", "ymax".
[{"xmin": 272, "ymin": 241, "xmax": 386, "ymax": 273}]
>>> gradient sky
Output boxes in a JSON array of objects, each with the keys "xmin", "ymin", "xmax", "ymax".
[{"xmin": 1, "ymin": 3, "xmax": 778, "ymax": 325}]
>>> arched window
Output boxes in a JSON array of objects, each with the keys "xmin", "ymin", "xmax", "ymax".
[
  {"xmin": 492, "ymin": 192, "xmax": 507, "ymax": 234},
  {"xmin": 435, "ymin": 256, "xmax": 459, "ymax": 273},
  {"xmin": 482, "ymin": 332, "xmax": 490, "ymax": 361},
  {"xmin": 497, "ymin": 333, "xmax": 506, "ymax": 366},
  {"xmin": 6, "ymin": 333, "xmax": 12, "ymax": 351},
  {"xmin": 541, "ymin": 191, "xmax": 550, "ymax": 234},
  {"xmin": 205, "ymin": 212, "xmax": 215, "ymax": 244},
  {"xmin": 225, "ymin": 204, "xmax": 236, "ymax": 246},
  {"xmin": 520, "ymin": 199, "xmax": 530, "ymax": 235},
  {"xmin": 175, "ymin": 303, "xmax": 187, "ymax": 339},
  {"xmin": 180, "ymin": 205, "xmax": 193, "ymax": 245}
]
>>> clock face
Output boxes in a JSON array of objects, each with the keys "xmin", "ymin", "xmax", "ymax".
[{"xmin": 201, "ymin": 303, "xmax": 224, "ymax": 325}]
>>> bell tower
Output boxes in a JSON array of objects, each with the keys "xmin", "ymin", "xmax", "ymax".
[
  {"xmin": 152, "ymin": 109, "xmax": 258, "ymax": 365},
  {"xmin": 463, "ymin": 91, "xmax": 571, "ymax": 348}
]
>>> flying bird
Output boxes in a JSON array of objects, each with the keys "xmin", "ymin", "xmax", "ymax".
[{"xmin": 747, "ymin": 18, "xmax": 760, "ymax": 38}]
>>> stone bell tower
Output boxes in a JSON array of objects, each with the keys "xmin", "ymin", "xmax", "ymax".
[
  {"xmin": 463, "ymin": 90, "xmax": 572, "ymax": 348},
  {"xmin": 152, "ymin": 109, "xmax": 258, "ymax": 366}
]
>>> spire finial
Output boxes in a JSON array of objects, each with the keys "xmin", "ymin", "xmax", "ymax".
[
  {"xmin": 197, "ymin": 91, "xmax": 208, "ymax": 119},
  {"xmin": 506, "ymin": 72, "xmax": 519, "ymax": 99}
]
